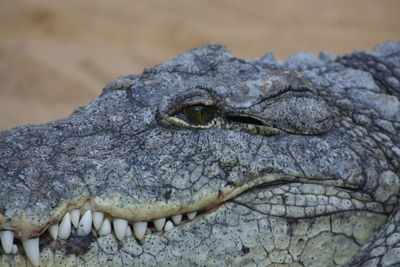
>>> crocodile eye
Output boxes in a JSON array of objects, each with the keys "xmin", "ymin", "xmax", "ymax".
[
  {"xmin": 181, "ymin": 105, "xmax": 216, "ymax": 124},
  {"xmin": 158, "ymin": 86, "xmax": 222, "ymax": 128}
]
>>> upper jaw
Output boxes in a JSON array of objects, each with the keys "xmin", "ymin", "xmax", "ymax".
[
  {"xmin": 0, "ymin": 171, "xmax": 282, "ymax": 239},
  {"xmin": 0, "ymin": 123, "xmax": 386, "ymax": 238},
  {"xmin": 0, "ymin": 118, "xmax": 389, "ymax": 241}
]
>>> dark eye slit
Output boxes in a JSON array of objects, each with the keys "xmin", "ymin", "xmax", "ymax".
[{"xmin": 225, "ymin": 114, "xmax": 264, "ymax": 125}]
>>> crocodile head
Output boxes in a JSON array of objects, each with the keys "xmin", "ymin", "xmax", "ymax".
[{"xmin": 1, "ymin": 42, "xmax": 399, "ymax": 266}]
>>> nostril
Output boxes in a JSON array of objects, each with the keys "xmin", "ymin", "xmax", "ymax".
[{"xmin": 225, "ymin": 114, "xmax": 264, "ymax": 126}]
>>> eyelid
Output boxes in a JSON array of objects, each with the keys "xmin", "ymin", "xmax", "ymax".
[
  {"xmin": 170, "ymin": 97, "xmax": 216, "ymax": 116},
  {"xmin": 157, "ymin": 86, "xmax": 222, "ymax": 128}
]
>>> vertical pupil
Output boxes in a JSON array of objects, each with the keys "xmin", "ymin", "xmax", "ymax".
[{"xmin": 184, "ymin": 105, "xmax": 215, "ymax": 123}]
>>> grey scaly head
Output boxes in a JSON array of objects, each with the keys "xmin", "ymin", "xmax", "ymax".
[{"xmin": 0, "ymin": 41, "xmax": 399, "ymax": 266}]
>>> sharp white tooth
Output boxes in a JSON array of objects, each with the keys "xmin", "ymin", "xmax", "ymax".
[
  {"xmin": 58, "ymin": 212, "xmax": 72, "ymax": 239},
  {"xmin": 77, "ymin": 210, "xmax": 92, "ymax": 236},
  {"xmin": 70, "ymin": 209, "xmax": 80, "ymax": 227},
  {"xmin": 22, "ymin": 237, "xmax": 40, "ymax": 267},
  {"xmin": 153, "ymin": 217, "xmax": 166, "ymax": 231},
  {"xmin": 133, "ymin": 221, "xmax": 147, "ymax": 240},
  {"xmin": 187, "ymin": 211, "xmax": 197, "ymax": 220},
  {"xmin": 98, "ymin": 218, "xmax": 111, "ymax": 236},
  {"xmin": 125, "ymin": 225, "xmax": 132, "ymax": 237},
  {"xmin": 126, "ymin": 225, "xmax": 133, "ymax": 237},
  {"xmin": 49, "ymin": 224, "xmax": 59, "ymax": 240},
  {"xmin": 171, "ymin": 214, "xmax": 182, "ymax": 225},
  {"xmin": 93, "ymin": 212, "xmax": 104, "ymax": 230},
  {"xmin": 113, "ymin": 218, "xmax": 128, "ymax": 240},
  {"xmin": 0, "ymin": 230, "xmax": 14, "ymax": 254},
  {"xmin": 164, "ymin": 220, "xmax": 174, "ymax": 231},
  {"xmin": 12, "ymin": 244, "xmax": 17, "ymax": 254}
]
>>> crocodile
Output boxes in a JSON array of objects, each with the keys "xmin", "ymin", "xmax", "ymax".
[{"xmin": 0, "ymin": 41, "xmax": 399, "ymax": 266}]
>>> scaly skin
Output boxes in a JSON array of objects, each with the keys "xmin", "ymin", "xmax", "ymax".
[{"xmin": 0, "ymin": 41, "xmax": 399, "ymax": 266}]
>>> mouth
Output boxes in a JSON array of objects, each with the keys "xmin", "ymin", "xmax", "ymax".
[
  {"xmin": 0, "ymin": 208, "xmax": 203, "ymax": 266},
  {"xmin": 0, "ymin": 175, "xmax": 387, "ymax": 266}
]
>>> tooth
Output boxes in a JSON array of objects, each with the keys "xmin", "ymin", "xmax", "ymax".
[
  {"xmin": 0, "ymin": 230, "xmax": 14, "ymax": 254},
  {"xmin": 70, "ymin": 209, "xmax": 80, "ymax": 227},
  {"xmin": 22, "ymin": 237, "xmax": 40, "ymax": 267},
  {"xmin": 58, "ymin": 212, "xmax": 72, "ymax": 239},
  {"xmin": 171, "ymin": 214, "xmax": 182, "ymax": 225},
  {"xmin": 113, "ymin": 218, "xmax": 128, "ymax": 240},
  {"xmin": 153, "ymin": 217, "xmax": 166, "ymax": 231},
  {"xmin": 12, "ymin": 244, "xmax": 17, "ymax": 254},
  {"xmin": 49, "ymin": 224, "xmax": 59, "ymax": 240},
  {"xmin": 125, "ymin": 225, "xmax": 132, "ymax": 237},
  {"xmin": 77, "ymin": 210, "xmax": 92, "ymax": 235},
  {"xmin": 187, "ymin": 211, "xmax": 197, "ymax": 220},
  {"xmin": 164, "ymin": 220, "xmax": 174, "ymax": 231},
  {"xmin": 93, "ymin": 212, "xmax": 104, "ymax": 230},
  {"xmin": 98, "ymin": 218, "xmax": 111, "ymax": 236},
  {"xmin": 133, "ymin": 221, "xmax": 147, "ymax": 240}
]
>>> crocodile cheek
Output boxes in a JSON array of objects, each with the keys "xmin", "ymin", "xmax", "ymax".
[
  {"xmin": 373, "ymin": 171, "xmax": 400, "ymax": 208},
  {"xmin": 262, "ymin": 96, "xmax": 332, "ymax": 134}
]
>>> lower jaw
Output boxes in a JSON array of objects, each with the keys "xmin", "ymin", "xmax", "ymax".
[
  {"xmin": 0, "ymin": 202, "xmax": 388, "ymax": 267},
  {"xmin": 0, "ymin": 207, "xmax": 202, "ymax": 267}
]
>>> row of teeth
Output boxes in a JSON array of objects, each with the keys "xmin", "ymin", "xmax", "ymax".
[{"xmin": 0, "ymin": 209, "xmax": 197, "ymax": 266}]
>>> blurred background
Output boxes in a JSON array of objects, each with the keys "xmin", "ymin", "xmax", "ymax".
[{"xmin": 0, "ymin": 0, "xmax": 399, "ymax": 130}]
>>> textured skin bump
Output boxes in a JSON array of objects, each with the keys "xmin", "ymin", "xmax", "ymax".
[{"xmin": 0, "ymin": 41, "xmax": 399, "ymax": 266}]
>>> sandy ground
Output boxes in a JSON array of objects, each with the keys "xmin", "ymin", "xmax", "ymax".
[{"xmin": 0, "ymin": 0, "xmax": 399, "ymax": 130}]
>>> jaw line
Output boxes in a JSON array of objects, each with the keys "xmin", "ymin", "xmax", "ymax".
[
  {"xmin": 1, "ymin": 173, "xmax": 287, "ymax": 239},
  {"xmin": 4, "ymin": 171, "xmax": 382, "ymax": 239}
]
